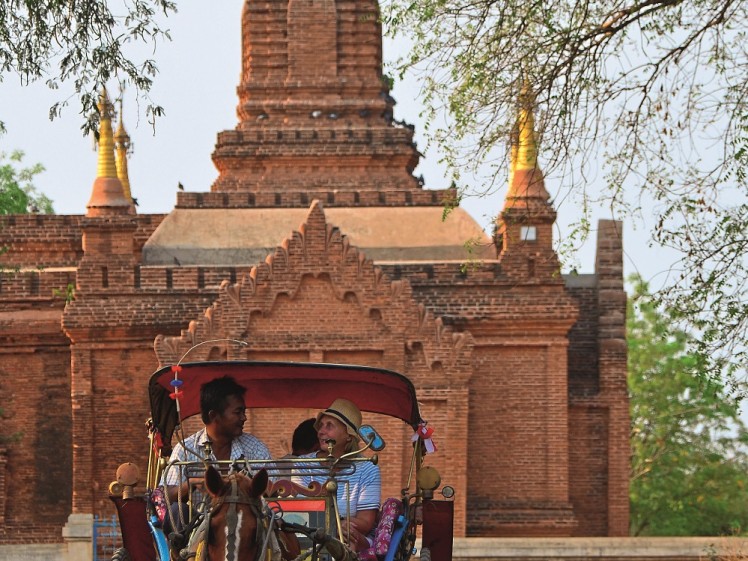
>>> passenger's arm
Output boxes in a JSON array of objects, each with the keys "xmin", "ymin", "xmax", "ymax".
[
  {"xmin": 342, "ymin": 462, "xmax": 381, "ymax": 550},
  {"xmin": 342, "ymin": 509, "xmax": 377, "ymax": 551}
]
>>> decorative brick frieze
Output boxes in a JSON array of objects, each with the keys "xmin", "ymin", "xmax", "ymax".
[{"xmin": 176, "ymin": 188, "xmax": 454, "ymax": 209}]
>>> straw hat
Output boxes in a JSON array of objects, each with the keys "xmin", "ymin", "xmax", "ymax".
[{"xmin": 315, "ymin": 398, "xmax": 362, "ymax": 440}]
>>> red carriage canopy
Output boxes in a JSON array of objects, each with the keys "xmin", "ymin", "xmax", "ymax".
[{"xmin": 149, "ymin": 361, "xmax": 423, "ymax": 444}]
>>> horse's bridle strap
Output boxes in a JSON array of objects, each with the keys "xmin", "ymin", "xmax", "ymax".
[
  {"xmin": 207, "ymin": 475, "xmax": 268, "ymax": 561},
  {"xmin": 210, "ymin": 475, "xmax": 262, "ymax": 512}
]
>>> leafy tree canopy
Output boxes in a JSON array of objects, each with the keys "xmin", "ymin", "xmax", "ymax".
[
  {"xmin": 0, "ymin": 150, "xmax": 53, "ymax": 215},
  {"xmin": 629, "ymin": 275, "xmax": 748, "ymax": 536},
  {"xmin": 0, "ymin": 0, "xmax": 176, "ymax": 134},
  {"xmin": 383, "ymin": 0, "xmax": 748, "ymax": 383}
]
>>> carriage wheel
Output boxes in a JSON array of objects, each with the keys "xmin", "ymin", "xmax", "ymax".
[
  {"xmin": 112, "ymin": 547, "xmax": 132, "ymax": 561},
  {"xmin": 419, "ymin": 547, "xmax": 431, "ymax": 561}
]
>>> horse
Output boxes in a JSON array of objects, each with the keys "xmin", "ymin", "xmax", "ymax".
[{"xmin": 203, "ymin": 466, "xmax": 301, "ymax": 561}]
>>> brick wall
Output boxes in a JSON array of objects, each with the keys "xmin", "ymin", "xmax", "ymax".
[
  {"xmin": 568, "ymin": 406, "xmax": 609, "ymax": 535},
  {"xmin": 0, "ymin": 207, "xmax": 626, "ymax": 542},
  {"xmin": 0, "ymin": 215, "xmax": 83, "ymax": 268},
  {"xmin": 0, "ymin": 348, "xmax": 71, "ymax": 543},
  {"xmin": 0, "ymin": 214, "xmax": 163, "ymax": 269}
]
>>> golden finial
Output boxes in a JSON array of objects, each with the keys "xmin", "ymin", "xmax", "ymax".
[
  {"xmin": 114, "ymin": 96, "xmax": 133, "ymax": 202},
  {"xmin": 511, "ymin": 82, "xmax": 538, "ymax": 172},
  {"xmin": 86, "ymin": 86, "xmax": 131, "ymax": 216},
  {"xmin": 504, "ymin": 79, "xmax": 550, "ymax": 209},
  {"xmin": 96, "ymin": 88, "xmax": 118, "ymax": 179}
]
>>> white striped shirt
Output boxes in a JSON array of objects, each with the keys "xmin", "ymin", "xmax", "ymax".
[{"xmin": 292, "ymin": 453, "xmax": 381, "ymax": 517}]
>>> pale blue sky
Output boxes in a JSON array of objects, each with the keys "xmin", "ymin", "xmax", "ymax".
[{"xmin": 0, "ymin": 1, "xmax": 678, "ymax": 284}]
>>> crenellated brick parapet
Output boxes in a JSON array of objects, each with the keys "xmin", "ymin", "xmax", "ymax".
[
  {"xmin": 215, "ymin": 126, "xmax": 417, "ymax": 149},
  {"xmin": 177, "ymin": 188, "xmax": 455, "ymax": 209},
  {"xmin": 0, "ymin": 215, "xmax": 84, "ymax": 268},
  {"xmin": 0, "ymin": 268, "xmax": 76, "ymax": 302},
  {"xmin": 211, "ymin": 124, "xmax": 422, "ymax": 193}
]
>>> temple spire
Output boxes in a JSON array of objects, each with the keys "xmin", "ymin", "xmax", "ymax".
[
  {"xmin": 504, "ymin": 85, "xmax": 550, "ymax": 209},
  {"xmin": 114, "ymin": 96, "xmax": 135, "ymax": 211},
  {"xmin": 97, "ymin": 89, "xmax": 117, "ymax": 179},
  {"xmin": 495, "ymin": 82, "xmax": 558, "ymax": 272},
  {"xmin": 86, "ymin": 88, "xmax": 133, "ymax": 217}
]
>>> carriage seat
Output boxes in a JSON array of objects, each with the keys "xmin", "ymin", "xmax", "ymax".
[{"xmin": 358, "ymin": 498, "xmax": 405, "ymax": 561}]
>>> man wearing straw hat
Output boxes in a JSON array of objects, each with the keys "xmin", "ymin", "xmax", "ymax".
[{"xmin": 293, "ymin": 398, "xmax": 381, "ymax": 552}]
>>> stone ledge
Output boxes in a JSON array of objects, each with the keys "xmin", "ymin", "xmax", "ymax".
[
  {"xmin": 446, "ymin": 537, "xmax": 748, "ymax": 559},
  {"xmin": 0, "ymin": 544, "xmax": 63, "ymax": 561},
  {"xmin": 3, "ymin": 536, "xmax": 743, "ymax": 561}
]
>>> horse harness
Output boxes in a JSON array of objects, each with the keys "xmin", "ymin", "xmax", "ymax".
[{"xmin": 208, "ymin": 475, "xmax": 268, "ymax": 561}]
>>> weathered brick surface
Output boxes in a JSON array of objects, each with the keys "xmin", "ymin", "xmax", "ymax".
[
  {"xmin": 0, "ymin": 209, "xmax": 626, "ymax": 542},
  {"xmin": 0, "ymin": 0, "xmax": 627, "ymax": 545},
  {"xmin": 0, "ymin": 347, "xmax": 71, "ymax": 543},
  {"xmin": 176, "ymin": 189, "xmax": 454, "ymax": 209},
  {"xmin": 566, "ymin": 282, "xmax": 600, "ymax": 396}
]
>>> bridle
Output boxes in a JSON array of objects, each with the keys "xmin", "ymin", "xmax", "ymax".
[{"xmin": 209, "ymin": 475, "xmax": 268, "ymax": 561}]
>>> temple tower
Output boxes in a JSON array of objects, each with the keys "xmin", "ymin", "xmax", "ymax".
[
  {"xmin": 145, "ymin": 0, "xmax": 492, "ymax": 267},
  {"xmin": 496, "ymin": 90, "xmax": 560, "ymax": 280},
  {"xmin": 210, "ymin": 0, "xmax": 421, "ymax": 194}
]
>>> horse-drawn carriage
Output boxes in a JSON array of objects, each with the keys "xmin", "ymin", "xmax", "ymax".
[{"xmin": 108, "ymin": 361, "xmax": 455, "ymax": 561}]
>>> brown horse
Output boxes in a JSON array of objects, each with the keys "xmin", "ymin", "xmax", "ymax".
[{"xmin": 204, "ymin": 466, "xmax": 300, "ymax": 561}]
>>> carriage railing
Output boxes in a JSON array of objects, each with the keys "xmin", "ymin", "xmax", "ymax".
[
  {"xmin": 144, "ymin": 425, "xmax": 430, "ymax": 561},
  {"xmin": 148, "ymin": 420, "xmax": 386, "ymax": 490},
  {"xmin": 159, "ymin": 456, "xmax": 371, "ymax": 485},
  {"xmin": 159, "ymin": 456, "xmax": 374, "ymax": 533}
]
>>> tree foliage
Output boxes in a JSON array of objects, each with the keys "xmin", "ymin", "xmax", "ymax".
[
  {"xmin": 629, "ymin": 275, "xmax": 748, "ymax": 536},
  {"xmin": 383, "ymin": 0, "xmax": 748, "ymax": 382},
  {"xmin": 0, "ymin": 0, "xmax": 176, "ymax": 133},
  {"xmin": 0, "ymin": 150, "xmax": 52, "ymax": 214}
]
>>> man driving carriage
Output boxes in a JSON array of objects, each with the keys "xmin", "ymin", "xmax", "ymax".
[{"xmin": 161, "ymin": 375, "xmax": 271, "ymax": 534}]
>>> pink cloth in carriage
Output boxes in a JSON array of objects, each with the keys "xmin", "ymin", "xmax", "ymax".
[{"xmin": 358, "ymin": 498, "xmax": 404, "ymax": 561}]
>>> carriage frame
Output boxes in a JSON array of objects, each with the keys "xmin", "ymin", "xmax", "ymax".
[{"xmin": 108, "ymin": 361, "xmax": 455, "ymax": 561}]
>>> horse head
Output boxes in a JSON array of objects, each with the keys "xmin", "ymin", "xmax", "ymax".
[{"xmin": 204, "ymin": 465, "xmax": 268, "ymax": 561}]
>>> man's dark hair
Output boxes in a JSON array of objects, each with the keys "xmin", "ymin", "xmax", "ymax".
[
  {"xmin": 200, "ymin": 376, "xmax": 247, "ymax": 424},
  {"xmin": 292, "ymin": 418, "xmax": 319, "ymax": 456}
]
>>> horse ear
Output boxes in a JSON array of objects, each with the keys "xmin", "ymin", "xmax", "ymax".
[
  {"xmin": 251, "ymin": 469, "xmax": 269, "ymax": 498},
  {"xmin": 204, "ymin": 464, "xmax": 226, "ymax": 497}
]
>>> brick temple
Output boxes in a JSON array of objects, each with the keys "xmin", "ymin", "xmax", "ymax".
[{"xmin": 0, "ymin": 0, "xmax": 628, "ymax": 544}]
